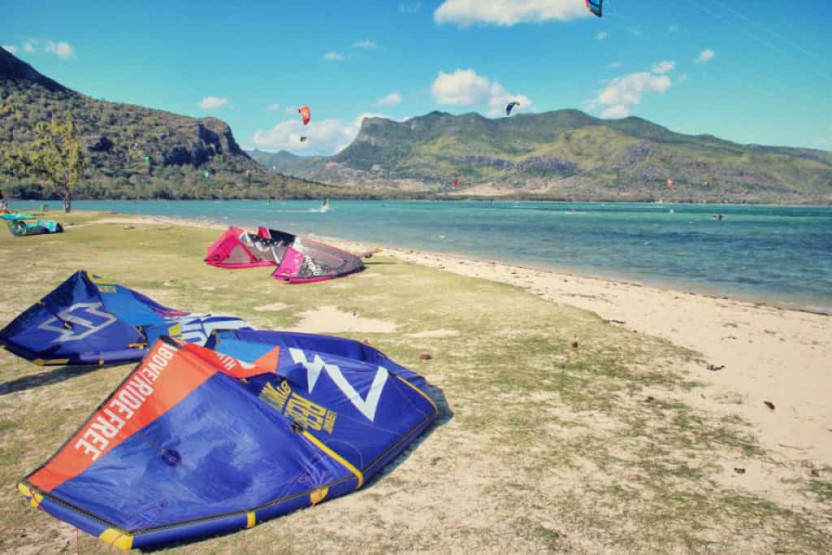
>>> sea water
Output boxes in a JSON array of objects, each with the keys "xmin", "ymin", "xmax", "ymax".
[{"xmin": 14, "ymin": 200, "xmax": 832, "ymax": 312}]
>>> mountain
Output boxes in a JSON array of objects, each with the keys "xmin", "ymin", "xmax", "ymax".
[
  {"xmin": 0, "ymin": 47, "xmax": 320, "ymax": 200},
  {"xmin": 257, "ymin": 110, "xmax": 832, "ymax": 203},
  {"xmin": 246, "ymin": 149, "xmax": 326, "ymax": 177},
  {"xmin": 4, "ymin": 45, "xmax": 829, "ymax": 204}
]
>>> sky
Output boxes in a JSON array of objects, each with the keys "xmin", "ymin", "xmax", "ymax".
[{"xmin": 3, "ymin": 0, "xmax": 831, "ymax": 156}]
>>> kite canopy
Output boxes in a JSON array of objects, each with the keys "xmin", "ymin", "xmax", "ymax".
[
  {"xmin": 205, "ymin": 226, "xmax": 366, "ymax": 283},
  {"xmin": 2, "ymin": 213, "xmax": 63, "ymax": 237},
  {"xmin": 204, "ymin": 226, "xmax": 289, "ymax": 269},
  {"xmin": 1, "ymin": 212, "xmax": 35, "ymax": 220},
  {"xmin": 0, "ymin": 271, "xmax": 250, "ymax": 365},
  {"xmin": 298, "ymin": 105, "xmax": 311, "ymax": 126},
  {"xmin": 586, "ymin": 0, "xmax": 603, "ymax": 17},
  {"xmin": 20, "ymin": 332, "xmax": 437, "ymax": 550},
  {"xmin": 505, "ymin": 101, "xmax": 520, "ymax": 116}
]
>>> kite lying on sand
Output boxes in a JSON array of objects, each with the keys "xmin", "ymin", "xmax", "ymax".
[
  {"xmin": 19, "ymin": 331, "xmax": 437, "ymax": 550},
  {"xmin": 0, "ymin": 271, "xmax": 250, "ymax": 365},
  {"xmin": 2, "ymin": 213, "xmax": 64, "ymax": 237},
  {"xmin": 205, "ymin": 226, "xmax": 369, "ymax": 283}
]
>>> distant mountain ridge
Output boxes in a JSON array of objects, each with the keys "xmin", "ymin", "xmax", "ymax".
[
  {"xmin": 254, "ymin": 110, "xmax": 832, "ymax": 203},
  {"xmin": 0, "ymin": 47, "xmax": 313, "ymax": 200},
  {"xmin": 247, "ymin": 149, "xmax": 326, "ymax": 176},
  {"xmin": 3, "ymin": 45, "xmax": 829, "ymax": 203}
]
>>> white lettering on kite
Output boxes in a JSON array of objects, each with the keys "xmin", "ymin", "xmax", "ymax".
[
  {"xmin": 73, "ymin": 343, "xmax": 177, "ymax": 461},
  {"xmin": 38, "ymin": 302, "xmax": 118, "ymax": 343},
  {"xmin": 288, "ymin": 348, "xmax": 388, "ymax": 422}
]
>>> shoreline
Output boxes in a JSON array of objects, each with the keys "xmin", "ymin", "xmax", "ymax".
[
  {"xmin": 91, "ymin": 211, "xmax": 832, "ymax": 468},
  {"xmin": 59, "ymin": 203, "xmax": 832, "ymax": 315},
  {"xmin": 357, "ymin": 241, "xmax": 832, "ymax": 466},
  {"xmin": 13, "ymin": 197, "xmax": 832, "ymax": 207},
  {"xmin": 343, "ymin": 242, "xmax": 832, "ymax": 317},
  {"xmin": 85, "ymin": 209, "xmax": 831, "ymax": 314}
]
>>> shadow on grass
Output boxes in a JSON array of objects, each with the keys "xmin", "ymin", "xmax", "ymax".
[
  {"xmin": 363, "ymin": 382, "xmax": 453, "ymax": 489},
  {"xmin": 0, "ymin": 363, "xmax": 119, "ymax": 396}
]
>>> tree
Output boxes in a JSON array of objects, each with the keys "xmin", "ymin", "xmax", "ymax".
[
  {"xmin": 0, "ymin": 104, "xmax": 13, "ymax": 198},
  {"xmin": 15, "ymin": 113, "xmax": 85, "ymax": 213}
]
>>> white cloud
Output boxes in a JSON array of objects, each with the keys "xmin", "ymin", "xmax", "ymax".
[
  {"xmin": 608, "ymin": 61, "xmax": 622, "ymax": 69},
  {"xmin": 353, "ymin": 40, "xmax": 378, "ymax": 49},
  {"xmin": 650, "ymin": 61, "xmax": 676, "ymax": 74},
  {"xmin": 678, "ymin": 73, "xmax": 689, "ymax": 82},
  {"xmin": 434, "ymin": 0, "xmax": 588, "ymax": 27},
  {"xmin": 199, "ymin": 96, "xmax": 229, "ymax": 109},
  {"xmin": 399, "ymin": 2, "xmax": 421, "ymax": 13},
  {"xmin": 602, "ymin": 105, "xmax": 630, "ymax": 119},
  {"xmin": 285, "ymin": 106, "xmax": 299, "ymax": 114},
  {"xmin": 11, "ymin": 39, "xmax": 74, "ymax": 59},
  {"xmin": 431, "ymin": 68, "xmax": 531, "ymax": 116},
  {"xmin": 2, "ymin": 45, "xmax": 17, "ymax": 54},
  {"xmin": 432, "ymin": 69, "xmax": 491, "ymax": 104},
  {"xmin": 44, "ymin": 40, "xmax": 74, "ymax": 59},
  {"xmin": 596, "ymin": 31, "xmax": 609, "ymax": 40},
  {"xmin": 696, "ymin": 49, "xmax": 715, "ymax": 64},
  {"xmin": 250, "ymin": 112, "xmax": 391, "ymax": 156},
  {"xmin": 323, "ymin": 51, "xmax": 346, "ymax": 61},
  {"xmin": 587, "ymin": 62, "xmax": 674, "ymax": 119},
  {"xmin": 378, "ymin": 92, "xmax": 402, "ymax": 106},
  {"xmin": 265, "ymin": 103, "xmax": 280, "ymax": 111}
]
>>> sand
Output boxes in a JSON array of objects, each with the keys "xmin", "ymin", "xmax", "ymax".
[
  {"xmin": 288, "ymin": 305, "xmax": 398, "ymax": 334},
  {"xmin": 349, "ymin": 243, "xmax": 831, "ymax": 469}
]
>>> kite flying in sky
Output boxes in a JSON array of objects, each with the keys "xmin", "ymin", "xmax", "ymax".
[
  {"xmin": 298, "ymin": 105, "xmax": 311, "ymax": 142},
  {"xmin": 586, "ymin": 0, "xmax": 603, "ymax": 17}
]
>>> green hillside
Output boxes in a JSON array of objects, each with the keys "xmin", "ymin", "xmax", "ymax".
[
  {"xmin": 264, "ymin": 110, "xmax": 832, "ymax": 203},
  {"xmin": 0, "ymin": 47, "xmax": 329, "ymax": 200}
]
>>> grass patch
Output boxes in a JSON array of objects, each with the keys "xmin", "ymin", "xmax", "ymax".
[{"xmin": 0, "ymin": 211, "xmax": 829, "ymax": 553}]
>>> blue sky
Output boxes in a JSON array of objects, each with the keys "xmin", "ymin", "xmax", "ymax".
[{"xmin": 3, "ymin": 0, "xmax": 831, "ymax": 155}]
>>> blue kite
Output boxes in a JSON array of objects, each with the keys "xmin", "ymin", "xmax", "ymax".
[
  {"xmin": 0, "ymin": 271, "xmax": 250, "ymax": 365},
  {"xmin": 586, "ymin": 0, "xmax": 604, "ymax": 17},
  {"xmin": 19, "ymin": 332, "xmax": 438, "ymax": 549}
]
